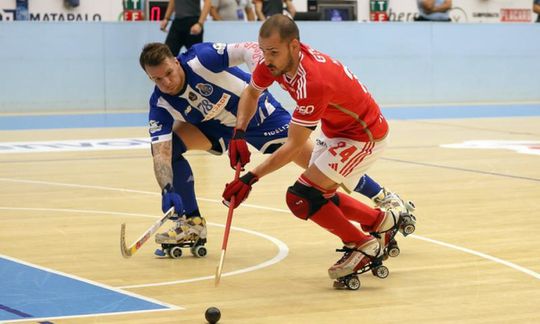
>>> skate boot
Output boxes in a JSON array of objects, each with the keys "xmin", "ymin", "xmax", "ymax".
[
  {"xmin": 373, "ymin": 188, "xmax": 417, "ymax": 237},
  {"xmin": 330, "ymin": 238, "xmax": 389, "ymax": 290},
  {"xmin": 368, "ymin": 209, "xmax": 402, "ymax": 260},
  {"xmin": 154, "ymin": 216, "xmax": 208, "ymax": 258}
]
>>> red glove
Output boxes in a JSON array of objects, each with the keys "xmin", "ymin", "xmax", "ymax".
[
  {"xmin": 228, "ymin": 128, "xmax": 250, "ymax": 169},
  {"xmin": 222, "ymin": 172, "xmax": 259, "ymax": 208}
]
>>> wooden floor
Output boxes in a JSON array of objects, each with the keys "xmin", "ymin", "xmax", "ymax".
[{"xmin": 1, "ymin": 117, "xmax": 539, "ymax": 323}]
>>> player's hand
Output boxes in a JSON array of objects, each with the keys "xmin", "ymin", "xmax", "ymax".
[
  {"xmin": 222, "ymin": 172, "xmax": 259, "ymax": 209},
  {"xmin": 228, "ymin": 128, "xmax": 251, "ymax": 169},
  {"xmin": 161, "ymin": 184, "xmax": 184, "ymax": 214}
]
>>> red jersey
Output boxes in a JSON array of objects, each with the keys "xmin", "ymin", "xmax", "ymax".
[{"xmin": 251, "ymin": 43, "xmax": 388, "ymax": 142}]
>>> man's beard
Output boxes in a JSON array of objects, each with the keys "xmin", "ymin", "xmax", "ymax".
[{"xmin": 268, "ymin": 50, "xmax": 294, "ymax": 76}]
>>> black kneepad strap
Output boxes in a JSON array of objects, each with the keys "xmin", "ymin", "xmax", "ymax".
[{"xmin": 286, "ymin": 182, "xmax": 328, "ymax": 220}]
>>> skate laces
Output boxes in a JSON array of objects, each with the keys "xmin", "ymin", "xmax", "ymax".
[
  {"xmin": 167, "ymin": 217, "xmax": 188, "ymax": 235},
  {"xmin": 334, "ymin": 246, "xmax": 355, "ymax": 265},
  {"xmin": 373, "ymin": 210, "xmax": 400, "ymax": 236}
]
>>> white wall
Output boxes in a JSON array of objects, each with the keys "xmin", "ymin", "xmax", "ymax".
[{"xmin": 0, "ymin": 21, "xmax": 539, "ymax": 113}]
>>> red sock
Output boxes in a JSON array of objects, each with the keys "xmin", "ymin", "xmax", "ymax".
[
  {"xmin": 334, "ymin": 192, "xmax": 382, "ymax": 228},
  {"xmin": 309, "ymin": 200, "xmax": 371, "ymax": 245}
]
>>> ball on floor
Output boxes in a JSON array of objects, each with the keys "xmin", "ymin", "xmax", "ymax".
[{"xmin": 205, "ymin": 306, "xmax": 221, "ymax": 324}]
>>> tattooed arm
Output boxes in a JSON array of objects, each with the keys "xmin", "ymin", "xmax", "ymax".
[{"xmin": 152, "ymin": 140, "xmax": 173, "ymax": 190}]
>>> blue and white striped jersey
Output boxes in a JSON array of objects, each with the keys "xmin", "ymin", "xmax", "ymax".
[{"xmin": 148, "ymin": 42, "xmax": 283, "ymax": 144}]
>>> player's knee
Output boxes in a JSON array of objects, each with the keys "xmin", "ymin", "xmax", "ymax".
[{"xmin": 286, "ymin": 181, "xmax": 328, "ymax": 220}]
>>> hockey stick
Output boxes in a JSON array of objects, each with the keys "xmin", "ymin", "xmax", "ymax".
[
  {"xmin": 215, "ymin": 162, "xmax": 242, "ymax": 286},
  {"xmin": 120, "ymin": 206, "xmax": 175, "ymax": 258}
]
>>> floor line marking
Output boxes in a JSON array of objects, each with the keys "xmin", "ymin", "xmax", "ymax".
[
  {"xmin": 0, "ymin": 253, "xmax": 181, "ymax": 311},
  {"xmin": 0, "ymin": 207, "xmax": 289, "ymax": 290},
  {"xmin": 1, "ymin": 178, "xmax": 539, "ymax": 282}
]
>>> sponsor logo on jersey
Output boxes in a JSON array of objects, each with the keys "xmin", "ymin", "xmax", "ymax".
[
  {"xmin": 196, "ymin": 83, "xmax": 214, "ymax": 96},
  {"xmin": 263, "ymin": 124, "xmax": 289, "ymax": 136},
  {"xmin": 441, "ymin": 140, "xmax": 540, "ymax": 156},
  {"xmin": 212, "ymin": 42, "xmax": 226, "ymax": 55},
  {"xmin": 188, "ymin": 91, "xmax": 198, "ymax": 101},
  {"xmin": 296, "ymin": 105, "xmax": 315, "ymax": 115},
  {"xmin": 149, "ymin": 120, "xmax": 162, "ymax": 134},
  {"xmin": 202, "ymin": 93, "xmax": 231, "ymax": 122}
]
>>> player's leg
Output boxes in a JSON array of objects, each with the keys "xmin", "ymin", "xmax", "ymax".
[
  {"xmin": 332, "ymin": 138, "xmax": 414, "ymax": 253},
  {"xmin": 155, "ymin": 122, "xmax": 211, "ymax": 245},
  {"xmin": 311, "ymin": 135, "xmax": 401, "ymax": 251},
  {"xmin": 356, "ymin": 175, "xmax": 414, "ymax": 216},
  {"xmin": 287, "ymin": 166, "xmax": 382, "ymax": 280}
]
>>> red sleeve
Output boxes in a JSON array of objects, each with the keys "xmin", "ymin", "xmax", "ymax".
[
  {"xmin": 290, "ymin": 79, "xmax": 328, "ymax": 128},
  {"xmin": 250, "ymin": 61, "xmax": 275, "ymax": 91}
]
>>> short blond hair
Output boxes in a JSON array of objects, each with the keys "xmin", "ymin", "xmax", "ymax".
[{"xmin": 139, "ymin": 43, "xmax": 174, "ymax": 70}]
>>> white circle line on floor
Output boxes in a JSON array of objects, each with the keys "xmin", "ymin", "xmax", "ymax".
[{"xmin": 1, "ymin": 177, "xmax": 539, "ymax": 282}]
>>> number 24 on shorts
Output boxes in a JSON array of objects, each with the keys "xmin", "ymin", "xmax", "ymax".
[{"xmin": 329, "ymin": 141, "xmax": 358, "ymax": 162}]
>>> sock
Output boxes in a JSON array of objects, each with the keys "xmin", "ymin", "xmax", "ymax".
[
  {"xmin": 310, "ymin": 202, "xmax": 372, "ymax": 245},
  {"xmin": 354, "ymin": 174, "xmax": 382, "ymax": 199},
  {"xmin": 334, "ymin": 192, "xmax": 381, "ymax": 227},
  {"xmin": 172, "ymin": 155, "xmax": 199, "ymax": 215}
]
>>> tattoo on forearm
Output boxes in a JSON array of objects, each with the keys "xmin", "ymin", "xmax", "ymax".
[{"xmin": 152, "ymin": 141, "xmax": 173, "ymax": 189}]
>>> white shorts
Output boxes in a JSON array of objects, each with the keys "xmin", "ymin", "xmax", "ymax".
[{"xmin": 309, "ymin": 133, "xmax": 387, "ymax": 191}]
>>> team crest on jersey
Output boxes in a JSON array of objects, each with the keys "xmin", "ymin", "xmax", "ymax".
[
  {"xmin": 212, "ymin": 42, "xmax": 226, "ymax": 55},
  {"xmin": 188, "ymin": 91, "xmax": 198, "ymax": 101},
  {"xmin": 196, "ymin": 83, "xmax": 214, "ymax": 96},
  {"xmin": 148, "ymin": 120, "xmax": 162, "ymax": 134}
]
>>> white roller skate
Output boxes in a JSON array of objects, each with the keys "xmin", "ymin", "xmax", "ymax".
[
  {"xmin": 329, "ymin": 238, "xmax": 389, "ymax": 290},
  {"xmin": 154, "ymin": 216, "xmax": 208, "ymax": 258},
  {"xmin": 373, "ymin": 188, "xmax": 417, "ymax": 244}
]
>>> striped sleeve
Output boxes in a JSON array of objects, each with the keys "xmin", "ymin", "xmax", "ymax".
[
  {"xmin": 250, "ymin": 61, "xmax": 275, "ymax": 91},
  {"xmin": 290, "ymin": 81, "xmax": 325, "ymax": 128}
]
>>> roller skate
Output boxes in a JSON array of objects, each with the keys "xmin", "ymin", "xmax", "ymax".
[
  {"xmin": 154, "ymin": 215, "xmax": 208, "ymax": 259},
  {"xmin": 372, "ymin": 188, "xmax": 417, "ymax": 258},
  {"xmin": 373, "ymin": 187, "xmax": 415, "ymax": 216},
  {"xmin": 365, "ymin": 209, "xmax": 405, "ymax": 260},
  {"xmin": 329, "ymin": 238, "xmax": 389, "ymax": 290}
]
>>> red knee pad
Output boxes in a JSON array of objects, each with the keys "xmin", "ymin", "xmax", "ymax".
[
  {"xmin": 286, "ymin": 189, "xmax": 311, "ymax": 220},
  {"xmin": 286, "ymin": 182, "xmax": 328, "ymax": 220}
]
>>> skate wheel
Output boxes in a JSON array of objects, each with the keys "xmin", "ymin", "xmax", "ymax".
[
  {"xmin": 345, "ymin": 276, "xmax": 360, "ymax": 290},
  {"xmin": 169, "ymin": 246, "xmax": 183, "ymax": 259},
  {"xmin": 388, "ymin": 246, "xmax": 400, "ymax": 258},
  {"xmin": 373, "ymin": 265, "xmax": 389, "ymax": 279},
  {"xmin": 191, "ymin": 245, "xmax": 207, "ymax": 258},
  {"xmin": 406, "ymin": 200, "xmax": 416, "ymax": 212},
  {"xmin": 402, "ymin": 223, "xmax": 416, "ymax": 236}
]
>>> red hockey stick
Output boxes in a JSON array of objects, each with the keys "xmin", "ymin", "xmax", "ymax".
[{"xmin": 215, "ymin": 162, "xmax": 241, "ymax": 286}]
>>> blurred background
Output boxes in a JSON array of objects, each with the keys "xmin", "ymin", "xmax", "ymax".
[{"xmin": 0, "ymin": 0, "xmax": 539, "ymax": 117}]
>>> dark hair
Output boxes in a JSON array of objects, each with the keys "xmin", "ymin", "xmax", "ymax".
[
  {"xmin": 139, "ymin": 43, "xmax": 174, "ymax": 70},
  {"xmin": 259, "ymin": 14, "xmax": 300, "ymax": 42}
]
